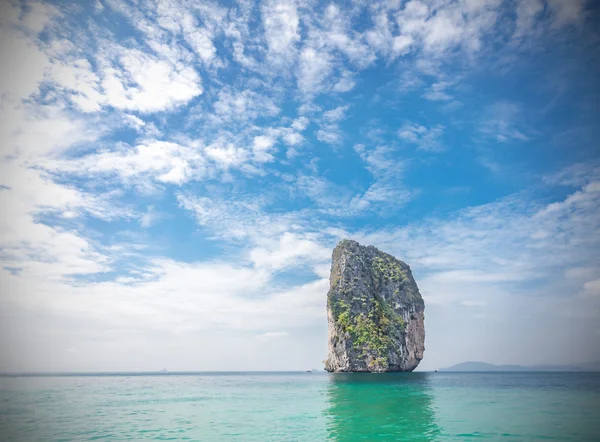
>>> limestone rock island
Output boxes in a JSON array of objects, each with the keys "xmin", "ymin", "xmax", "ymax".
[{"xmin": 324, "ymin": 239, "xmax": 425, "ymax": 372}]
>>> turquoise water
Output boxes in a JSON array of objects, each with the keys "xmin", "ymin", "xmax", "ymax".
[{"xmin": 1, "ymin": 372, "xmax": 599, "ymax": 441}]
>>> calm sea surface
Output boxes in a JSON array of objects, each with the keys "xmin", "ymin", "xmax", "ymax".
[{"xmin": 1, "ymin": 372, "xmax": 599, "ymax": 441}]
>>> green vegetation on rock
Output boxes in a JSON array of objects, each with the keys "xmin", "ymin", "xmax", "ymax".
[
  {"xmin": 331, "ymin": 292, "xmax": 405, "ymax": 370},
  {"xmin": 371, "ymin": 255, "xmax": 407, "ymax": 284}
]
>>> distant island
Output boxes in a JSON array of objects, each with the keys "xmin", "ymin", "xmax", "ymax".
[{"xmin": 440, "ymin": 361, "xmax": 600, "ymax": 372}]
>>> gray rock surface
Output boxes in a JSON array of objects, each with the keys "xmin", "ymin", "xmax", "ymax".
[{"xmin": 324, "ymin": 239, "xmax": 425, "ymax": 372}]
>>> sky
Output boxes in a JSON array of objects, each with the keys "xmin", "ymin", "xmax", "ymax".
[{"xmin": 0, "ymin": 0, "xmax": 599, "ymax": 373}]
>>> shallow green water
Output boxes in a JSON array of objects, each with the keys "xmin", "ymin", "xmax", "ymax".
[{"xmin": 0, "ymin": 372, "xmax": 599, "ymax": 441}]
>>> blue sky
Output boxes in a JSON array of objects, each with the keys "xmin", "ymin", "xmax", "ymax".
[{"xmin": 0, "ymin": 0, "xmax": 599, "ymax": 372}]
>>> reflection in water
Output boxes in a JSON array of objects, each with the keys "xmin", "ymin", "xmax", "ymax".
[{"xmin": 325, "ymin": 373, "xmax": 439, "ymax": 441}]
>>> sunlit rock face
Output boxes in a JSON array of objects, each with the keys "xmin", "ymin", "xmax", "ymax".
[{"xmin": 324, "ymin": 240, "xmax": 425, "ymax": 373}]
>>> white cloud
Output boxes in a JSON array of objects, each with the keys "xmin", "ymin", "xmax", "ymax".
[
  {"xmin": 47, "ymin": 45, "xmax": 201, "ymax": 115},
  {"xmin": 139, "ymin": 205, "xmax": 163, "ymax": 228},
  {"xmin": 0, "ymin": 104, "xmax": 100, "ymax": 163},
  {"xmin": 316, "ymin": 127, "xmax": 343, "ymax": 144},
  {"xmin": 322, "ymin": 105, "xmax": 350, "ymax": 122},
  {"xmin": 99, "ymin": 47, "xmax": 203, "ymax": 113},
  {"xmin": 297, "ymin": 46, "xmax": 333, "ymax": 94},
  {"xmin": 514, "ymin": 0, "xmax": 545, "ymax": 38},
  {"xmin": 293, "ymin": 144, "xmax": 413, "ymax": 217},
  {"xmin": 262, "ymin": 0, "xmax": 300, "ymax": 64},
  {"xmin": 398, "ymin": 122, "xmax": 445, "ymax": 151},
  {"xmin": 314, "ymin": 105, "xmax": 350, "ymax": 145},
  {"xmin": 349, "ymin": 144, "xmax": 414, "ymax": 213},
  {"xmin": 479, "ymin": 100, "xmax": 530, "ymax": 142},
  {"xmin": 547, "ymin": 0, "xmax": 590, "ymax": 27},
  {"xmin": 256, "ymin": 331, "xmax": 290, "ymax": 340},
  {"xmin": 249, "ymin": 232, "xmax": 330, "ymax": 271},
  {"xmin": 1, "ymin": 0, "xmax": 205, "ymax": 115},
  {"xmin": 294, "ymin": 4, "xmax": 376, "ymax": 96},
  {"xmin": 177, "ymin": 193, "xmax": 318, "ymax": 245},
  {"xmin": 354, "ymin": 144, "xmax": 403, "ymax": 178},
  {"xmin": 0, "ymin": 257, "xmax": 325, "ymax": 336},
  {"xmin": 365, "ymin": 11, "xmax": 396, "ymax": 57},
  {"xmin": 22, "ymin": 1, "xmax": 61, "ymax": 34},
  {"xmin": 252, "ymin": 135, "xmax": 277, "ymax": 163},
  {"xmin": 123, "ymin": 114, "xmax": 146, "ymax": 131},
  {"xmin": 364, "ymin": 9, "xmax": 413, "ymax": 59},
  {"xmin": 212, "ymin": 88, "xmax": 280, "ymax": 122},
  {"xmin": 332, "ymin": 71, "xmax": 356, "ymax": 92},
  {"xmin": 292, "ymin": 116, "xmax": 309, "ymax": 130},
  {"xmin": 205, "ymin": 143, "xmax": 249, "ymax": 169},
  {"xmin": 318, "ymin": 4, "xmax": 375, "ymax": 68},
  {"xmin": 582, "ymin": 279, "xmax": 600, "ymax": 298},
  {"xmin": 391, "ymin": 0, "xmax": 507, "ymax": 58},
  {"xmin": 184, "ymin": 29, "xmax": 218, "ymax": 64},
  {"xmin": 423, "ymin": 81, "xmax": 453, "ymax": 101},
  {"xmin": 393, "ymin": 35, "xmax": 413, "ymax": 55},
  {"xmin": 107, "ymin": 0, "xmax": 228, "ymax": 67},
  {"xmin": 349, "ymin": 181, "xmax": 413, "ymax": 212},
  {"xmin": 398, "ymin": 123, "xmax": 426, "ymax": 142},
  {"xmin": 0, "ymin": 102, "xmax": 129, "ymax": 286},
  {"xmin": 283, "ymin": 131, "xmax": 304, "ymax": 146},
  {"xmin": 48, "ymin": 140, "xmax": 206, "ymax": 186},
  {"xmin": 0, "ymin": 27, "xmax": 49, "ymax": 102},
  {"xmin": 0, "ymin": 109, "xmax": 129, "ymax": 287}
]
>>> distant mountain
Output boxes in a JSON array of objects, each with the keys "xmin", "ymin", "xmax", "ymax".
[
  {"xmin": 440, "ymin": 361, "xmax": 600, "ymax": 372},
  {"xmin": 576, "ymin": 360, "xmax": 600, "ymax": 371},
  {"xmin": 439, "ymin": 362, "xmax": 523, "ymax": 371}
]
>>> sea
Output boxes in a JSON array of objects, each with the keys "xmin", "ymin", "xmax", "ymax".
[{"xmin": 0, "ymin": 371, "xmax": 599, "ymax": 441}]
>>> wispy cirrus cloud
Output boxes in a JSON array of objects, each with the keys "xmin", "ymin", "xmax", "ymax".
[
  {"xmin": 478, "ymin": 100, "xmax": 531, "ymax": 143},
  {"xmin": 398, "ymin": 122, "xmax": 445, "ymax": 151},
  {"xmin": 314, "ymin": 104, "xmax": 350, "ymax": 145}
]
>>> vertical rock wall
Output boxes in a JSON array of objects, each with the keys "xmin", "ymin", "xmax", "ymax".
[{"xmin": 325, "ymin": 240, "xmax": 425, "ymax": 372}]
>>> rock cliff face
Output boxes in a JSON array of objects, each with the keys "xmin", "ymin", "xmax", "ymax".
[{"xmin": 324, "ymin": 239, "xmax": 425, "ymax": 372}]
